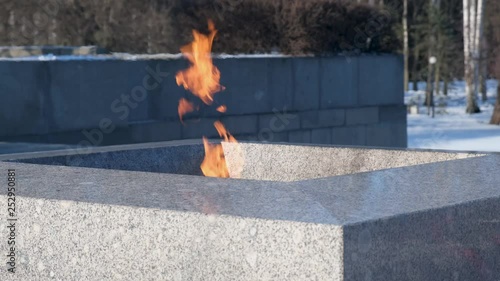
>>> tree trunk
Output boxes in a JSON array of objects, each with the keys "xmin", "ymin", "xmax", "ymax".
[
  {"xmin": 403, "ymin": 0, "xmax": 409, "ymax": 92},
  {"xmin": 473, "ymin": 0, "xmax": 486, "ymax": 103},
  {"xmin": 443, "ymin": 76, "xmax": 449, "ymax": 96},
  {"xmin": 426, "ymin": 0, "xmax": 439, "ymax": 112},
  {"xmin": 479, "ymin": 58, "xmax": 487, "ymax": 101},
  {"xmin": 479, "ymin": 36, "xmax": 488, "ymax": 101},
  {"xmin": 464, "ymin": 0, "xmax": 480, "ymax": 113},
  {"xmin": 434, "ymin": 60, "xmax": 441, "ymax": 95},
  {"xmin": 412, "ymin": 46, "xmax": 421, "ymax": 91},
  {"xmin": 491, "ymin": 85, "xmax": 500, "ymax": 124}
]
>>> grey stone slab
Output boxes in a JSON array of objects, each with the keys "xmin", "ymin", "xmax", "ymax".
[
  {"xmin": 332, "ymin": 126, "xmax": 367, "ymax": 146},
  {"xmin": 267, "ymin": 131, "xmax": 289, "ymax": 142},
  {"xmin": 288, "ymin": 130, "xmax": 312, "ymax": 143},
  {"xmin": 358, "ymin": 55, "xmax": 404, "ymax": 106},
  {"xmin": 48, "ymin": 60, "xmax": 155, "ymax": 132},
  {"xmin": 379, "ymin": 105, "xmax": 407, "ymax": 122},
  {"xmin": 301, "ymin": 109, "xmax": 345, "ymax": 129},
  {"xmin": 1, "ymin": 123, "xmax": 180, "ymax": 147},
  {"xmin": 345, "ymin": 107, "xmax": 379, "ymax": 126},
  {"xmin": 181, "ymin": 118, "xmax": 220, "ymax": 139},
  {"xmin": 129, "ymin": 120, "xmax": 182, "ymax": 142},
  {"xmin": 0, "ymin": 61, "xmax": 48, "ymax": 137},
  {"xmin": 296, "ymin": 156, "xmax": 500, "ymax": 281},
  {"xmin": 366, "ymin": 121, "xmax": 407, "ymax": 148},
  {"xmin": 342, "ymin": 199, "xmax": 500, "ymax": 281},
  {"xmin": 223, "ymin": 142, "xmax": 483, "ymax": 182},
  {"xmin": 258, "ymin": 112, "xmax": 300, "ymax": 132},
  {"xmin": 293, "ymin": 58, "xmax": 320, "ymax": 111},
  {"xmin": 221, "ymin": 115, "xmax": 259, "ymax": 135},
  {"xmin": 320, "ymin": 56, "xmax": 359, "ymax": 108},
  {"xmin": 1, "ymin": 55, "xmax": 405, "ymax": 149},
  {"xmin": 241, "ymin": 131, "xmax": 289, "ymax": 143},
  {"xmin": 2, "ymin": 194, "xmax": 343, "ymax": 281},
  {"xmin": 311, "ymin": 128, "xmax": 332, "ymax": 144},
  {"xmin": 0, "ymin": 141, "xmax": 499, "ymax": 280},
  {"xmin": 213, "ymin": 58, "xmax": 272, "ymax": 115},
  {"xmin": 150, "ymin": 59, "xmax": 189, "ymax": 121},
  {"xmin": 268, "ymin": 58, "xmax": 294, "ymax": 110}
]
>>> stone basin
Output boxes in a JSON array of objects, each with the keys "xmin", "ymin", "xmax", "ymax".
[{"xmin": 0, "ymin": 140, "xmax": 498, "ymax": 281}]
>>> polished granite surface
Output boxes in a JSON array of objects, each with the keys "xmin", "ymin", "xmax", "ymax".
[
  {"xmin": 1, "ymin": 141, "xmax": 498, "ymax": 280},
  {"xmin": 1, "ymin": 146, "xmax": 498, "ymax": 226}
]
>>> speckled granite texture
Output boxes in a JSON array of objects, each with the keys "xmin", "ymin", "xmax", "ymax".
[
  {"xmin": 0, "ymin": 141, "xmax": 498, "ymax": 281},
  {"xmin": 222, "ymin": 142, "xmax": 484, "ymax": 181}
]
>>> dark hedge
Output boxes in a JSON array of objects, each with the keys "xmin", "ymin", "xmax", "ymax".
[{"xmin": 0, "ymin": 0, "xmax": 399, "ymax": 55}]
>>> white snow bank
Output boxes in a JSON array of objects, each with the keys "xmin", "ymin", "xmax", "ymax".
[{"xmin": 407, "ymin": 80, "xmax": 500, "ymax": 153}]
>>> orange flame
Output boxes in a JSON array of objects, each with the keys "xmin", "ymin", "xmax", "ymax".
[
  {"xmin": 201, "ymin": 121, "xmax": 237, "ymax": 178},
  {"xmin": 175, "ymin": 20, "xmax": 224, "ymax": 105},
  {"xmin": 216, "ymin": 105, "xmax": 227, "ymax": 113},
  {"xmin": 178, "ymin": 98, "xmax": 195, "ymax": 123},
  {"xmin": 175, "ymin": 21, "xmax": 239, "ymax": 178}
]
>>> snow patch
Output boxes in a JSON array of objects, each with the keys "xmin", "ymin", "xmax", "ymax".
[{"xmin": 407, "ymin": 80, "xmax": 500, "ymax": 152}]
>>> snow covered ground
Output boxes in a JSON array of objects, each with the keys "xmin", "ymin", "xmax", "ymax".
[{"xmin": 407, "ymin": 80, "xmax": 500, "ymax": 153}]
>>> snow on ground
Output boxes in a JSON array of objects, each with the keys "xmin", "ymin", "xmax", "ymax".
[{"xmin": 407, "ymin": 80, "xmax": 500, "ymax": 153}]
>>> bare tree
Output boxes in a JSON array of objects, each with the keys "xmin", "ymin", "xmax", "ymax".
[
  {"xmin": 491, "ymin": 54, "xmax": 500, "ymax": 124},
  {"xmin": 479, "ymin": 36, "xmax": 488, "ymax": 101},
  {"xmin": 426, "ymin": 0, "xmax": 440, "ymax": 117},
  {"xmin": 472, "ymin": 0, "xmax": 486, "ymax": 103},
  {"xmin": 403, "ymin": 0, "xmax": 409, "ymax": 92},
  {"xmin": 491, "ymin": 88, "xmax": 500, "ymax": 124},
  {"xmin": 463, "ymin": 0, "xmax": 481, "ymax": 113}
]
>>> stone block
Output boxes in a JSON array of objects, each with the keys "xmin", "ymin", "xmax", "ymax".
[
  {"xmin": 240, "ymin": 131, "xmax": 289, "ymax": 143},
  {"xmin": 221, "ymin": 115, "xmax": 259, "ymax": 136},
  {"xmin": 267, "ymin": 131, "xmax": 289, "ymax": 143},
  {"xmin": 331, "ymin": 126, "xmax": 367, "ymax": 146},
  {"xmin": 379, "ymin": 105, "xmax": 407, "ymax": 122},
  {"xmin": 223, "ymin": 142, "xmax": 483, "ymax": 182},
  {"xmin": 358, "ymin": 55, "xmax": 404, "ymax": 106},
  {"xmin": 150, "ymin": 59, "xmax": 189, "ymax": 121},
  {"xmin": 0, "ymin": 61, "xmax": 48, "ymax": 137},
  {"xmin": 213, "ymin": 58, "xmax": 271, "ymax": 115},
  {"xmin": 293, "ymin": 58, "xmax": 320, "ymax": 111},
  {"xmin": 345, "ymin": 107, "xmax": 379, "ymax": 126},
  {"xmin": 48, "ymin": 60, "xmax": 155, "ymax": 132},
  {"xmin": 268, "ymin": 58, "xmax": 294, "ymax": 110},
  {"xmin": 366, "ymin": 121, "xmax": 407, "ymax": 148},
  {"xmin": 129, "ymin": 120, "xmax": 182, "ymax": 143},
  {"xmin": 311, "ymin": 128, "xmax": 332, "ymax": 144},
  {"xmin": 0, "ymin": 55, "xmax": 406, "ymax": 149},
  {"xmin": 301, "ymin": 109, "xmax": 345, "ymax": 129},
  {"xmin": 181, "ymin": 118, "xmax": 220, "ymax": 139},
  {"xmin": 288, "ymin": 130, "xmax": 312, "ymax": 143},
  {"xmin": 1, "ymin": 141, "xmax": 498, "ymax": 280},
  {"xmin": 320, "ymin": 56, "xmax": 359, "ymax": 108},
  {"xmin": 258, "ymin": 111, "xmax": 300, "ymax": 132}
]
